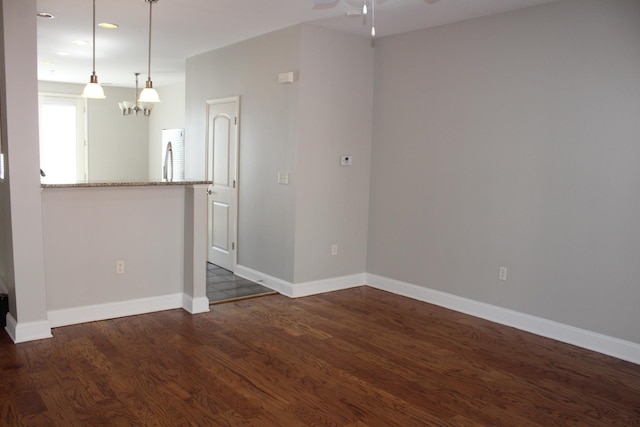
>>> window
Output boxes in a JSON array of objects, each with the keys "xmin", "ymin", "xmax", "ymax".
[{"xmin": 38, "ymin": 94, "xmax": 87, "ymax": 183}]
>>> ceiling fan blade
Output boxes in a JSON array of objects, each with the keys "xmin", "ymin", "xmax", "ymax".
[{"xmin": 312, "ymin": 0, "xmax": 340, "ymax": 9}]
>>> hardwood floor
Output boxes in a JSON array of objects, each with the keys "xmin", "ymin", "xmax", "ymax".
[{"xmin": 1, "ymin": 287, "xmax": 639, "ymax": 426}]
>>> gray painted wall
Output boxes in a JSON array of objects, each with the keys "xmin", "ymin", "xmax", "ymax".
[
  {"xmin": 294, "ymin": 26, "xmax": 373, "ymax": 283},
  {"xmin": 42, "ymin": 186, "xmax": 185, "ymax": 310},
  {"xmin": 367, "ymin": 0, "xmax": 640, "ymax": 343},
  {"xmin": 185, "ymin": 25, "xmax": 374, "ymax": 284},
  {"xmin": 88, "ymin": 86, "xmax": 149, "ymax": 182},
  {"xmin": 0, "ymin": 0, "xmax": 49, "ymax": 324},
  {"xmin": 186, "ymin": 26, "xmax": 301, "ymax": 282},
  {"xmin": 0, "ymin": 0, "xmax": 14, "ymax": 298}
]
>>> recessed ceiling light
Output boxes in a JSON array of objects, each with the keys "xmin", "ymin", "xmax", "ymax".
[
  {"xmin": 72, "ymin": 40, "xmax": 90, "ymax": 46},
  {"xmin": 56, "ymin": 51, "xmax": 71, "ymax": 56},
  {"xmin": 36, "ymin": 12, "xmax": 55, "ymax": 19},
  {"xmin": 98, "ymin": 23, "xmax": 119, "ymax": 30}
]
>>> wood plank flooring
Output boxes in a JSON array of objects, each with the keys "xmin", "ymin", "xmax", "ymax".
[{"xmin": 1, "ymin": 286, "xmax": 639, "ymax": 426}]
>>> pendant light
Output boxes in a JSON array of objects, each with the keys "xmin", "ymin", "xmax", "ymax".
[
  {"xmin": 138, "ymin": 0, "xmax": 161, "ymax": 104},
  {"xmin": 81, "ymin": 0, "xmax": 106, "ymax": 99}
]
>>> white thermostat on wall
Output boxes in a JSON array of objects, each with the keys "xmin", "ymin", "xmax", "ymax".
[
  {"xmin": 278, "ymin": 72, "xmax": 295, "ymax": 84},
  {"xmin": 340, "ymin": 156, "xmax": 353, "ymax": 166}
]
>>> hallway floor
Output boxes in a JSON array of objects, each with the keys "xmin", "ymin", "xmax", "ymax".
[{"xmin": 207, "ymin": 263, "xmax": 277, "ymax": 304}]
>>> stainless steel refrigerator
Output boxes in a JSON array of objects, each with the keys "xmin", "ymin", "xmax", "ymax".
[{"xmin": 162, "ymin": 128, "xmax": 185, "ymax": 182}]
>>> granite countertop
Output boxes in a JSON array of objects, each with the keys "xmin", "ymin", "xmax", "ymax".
[{"xmin": 42, "ymin": 180, "xmax": 212, "ymax": 189}]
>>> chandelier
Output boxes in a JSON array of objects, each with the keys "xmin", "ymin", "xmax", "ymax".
[{"xmin": 118, "ymin": 73, "xmax": 153, "ymax": 117}]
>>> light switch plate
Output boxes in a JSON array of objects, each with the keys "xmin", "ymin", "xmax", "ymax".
[
  {"xmin": 278, "ymin": 172, "xmax": 289, "ymax": 185},
  {"xmin": 340, "ymin": 156, "xmax": 353, "ymax": 166}
]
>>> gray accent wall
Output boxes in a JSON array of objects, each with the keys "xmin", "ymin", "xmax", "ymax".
[
  {"xmin": 294, "ymin": 26, "xmax": 373, "ymax": 283},
  {"xmin": 0, "ymin": 0, "xmax": 14, "ymax": 298},
  {"xmin": 367, "ymin": 0, "xmax": 640, "ymax": 343},
  {"xmin": 0, "ymin": 0, "xmax": 49, "ymax": 326},
  {"xmin": 185, "ymin": 25, "xmax": 373, "ymax": 284},
  {"xmin": 42, "ymin": 186, "xmax": 186, "ymax": 311},
  {"xmin": 186, "ymin": 26, "xmax": 301, "ymax": 282}
]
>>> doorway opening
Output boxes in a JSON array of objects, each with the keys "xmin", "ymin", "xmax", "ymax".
[
  {"xmin": 206, "ymin": 97, "xmax": 239, "ymax": 272},
  {"xmin": 205, "ymin": 96, "xmax": 275, "ymax": 304},
  {"xmin": 206, "ymin": 263, "xmax": 276, "ymax": 304}
]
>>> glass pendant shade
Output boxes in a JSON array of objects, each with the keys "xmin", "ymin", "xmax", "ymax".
[
  {"xmin": 82, "ymin": 74, "xmax": 106, "ymax": 99},
  {"xmin": 138, "ymin": 80, "xmax": 160, "ymax": 103}
]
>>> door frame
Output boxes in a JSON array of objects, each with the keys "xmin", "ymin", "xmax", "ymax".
[{"xmin": 205, "ymin": 96, "xmax": 240, "ymax": 271}]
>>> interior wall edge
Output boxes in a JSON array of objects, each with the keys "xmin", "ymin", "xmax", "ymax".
[{"xmin": 4, "ymin": 312, "xmax": 52, "ymax": 344}]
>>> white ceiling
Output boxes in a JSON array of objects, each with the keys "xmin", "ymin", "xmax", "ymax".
[{"xmin": 36, "ymin": 0, "xmax": 560, "ymax": 88}]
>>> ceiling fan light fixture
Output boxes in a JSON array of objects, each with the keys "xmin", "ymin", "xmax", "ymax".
[{"xmin": 314, "ymin": 0, "xmax": 441, "ymax": 39}]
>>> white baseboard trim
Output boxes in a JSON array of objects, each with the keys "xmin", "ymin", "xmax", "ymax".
[
  {"xmin": 290, "ymin": 273, "xmax": 366, "ymax": 298},
  {"xmin": 235, "ymin": 265, "xmax": 365, "ymax": 298},
  {"xmin": 366, "ymin": 273, "xmax": 640, "ymax": 365},
  {"xmin": 48, "ymin": 293, "xmax": 184, "ymax": 328},
  {"xmin": 235, "ymin": 265, "xmax": 291, "ymax": 295},
  {"xmin": 4, "ymin": 313, "xmax": 53, "ymax": 343},
  {"xmin": 182, "ymin": 295, "xmax": 210, "ymax": 314}
]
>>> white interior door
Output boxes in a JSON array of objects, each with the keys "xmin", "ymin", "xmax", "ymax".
[{"xmin": 206, "ymin": 97, "xmax": 239, "ymax": 271}]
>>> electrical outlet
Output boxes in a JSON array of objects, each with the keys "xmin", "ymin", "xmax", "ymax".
[
  {"xmin": 499, "ymin": 266, "xmax": 507, "ymax": 281},
  {"xmin": 116, "ymin": 260, "xmax": 125, "ymax": 274},
  {"xmin": 331, "ymin": 245, "xmax": 338, "ymax": 256}
]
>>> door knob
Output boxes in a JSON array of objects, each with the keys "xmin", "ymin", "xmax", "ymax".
[{"xmin": 207, "ymin": 189, "xmax": 214, "ymax": 195}]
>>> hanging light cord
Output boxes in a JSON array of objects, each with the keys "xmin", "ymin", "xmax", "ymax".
[
  {"xmin": 146, "ymin": 0, "xmax": 154, "ymax": 83},
  {"xmin": 91, "ymin": 0, "xmax": 97, "ymax": 76},
  {"xmin": 371, "ymin": 0, "xmax": 376, "ymax": 37}
]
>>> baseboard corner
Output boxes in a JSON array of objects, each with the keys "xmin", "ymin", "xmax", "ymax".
[
  {"xmin": 182, "ymin": 294, "xmax": 210, "ymax": 314},
  {"xmin": 4, "ymin": 312, "xmax": 53, "ymax": 343}
]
